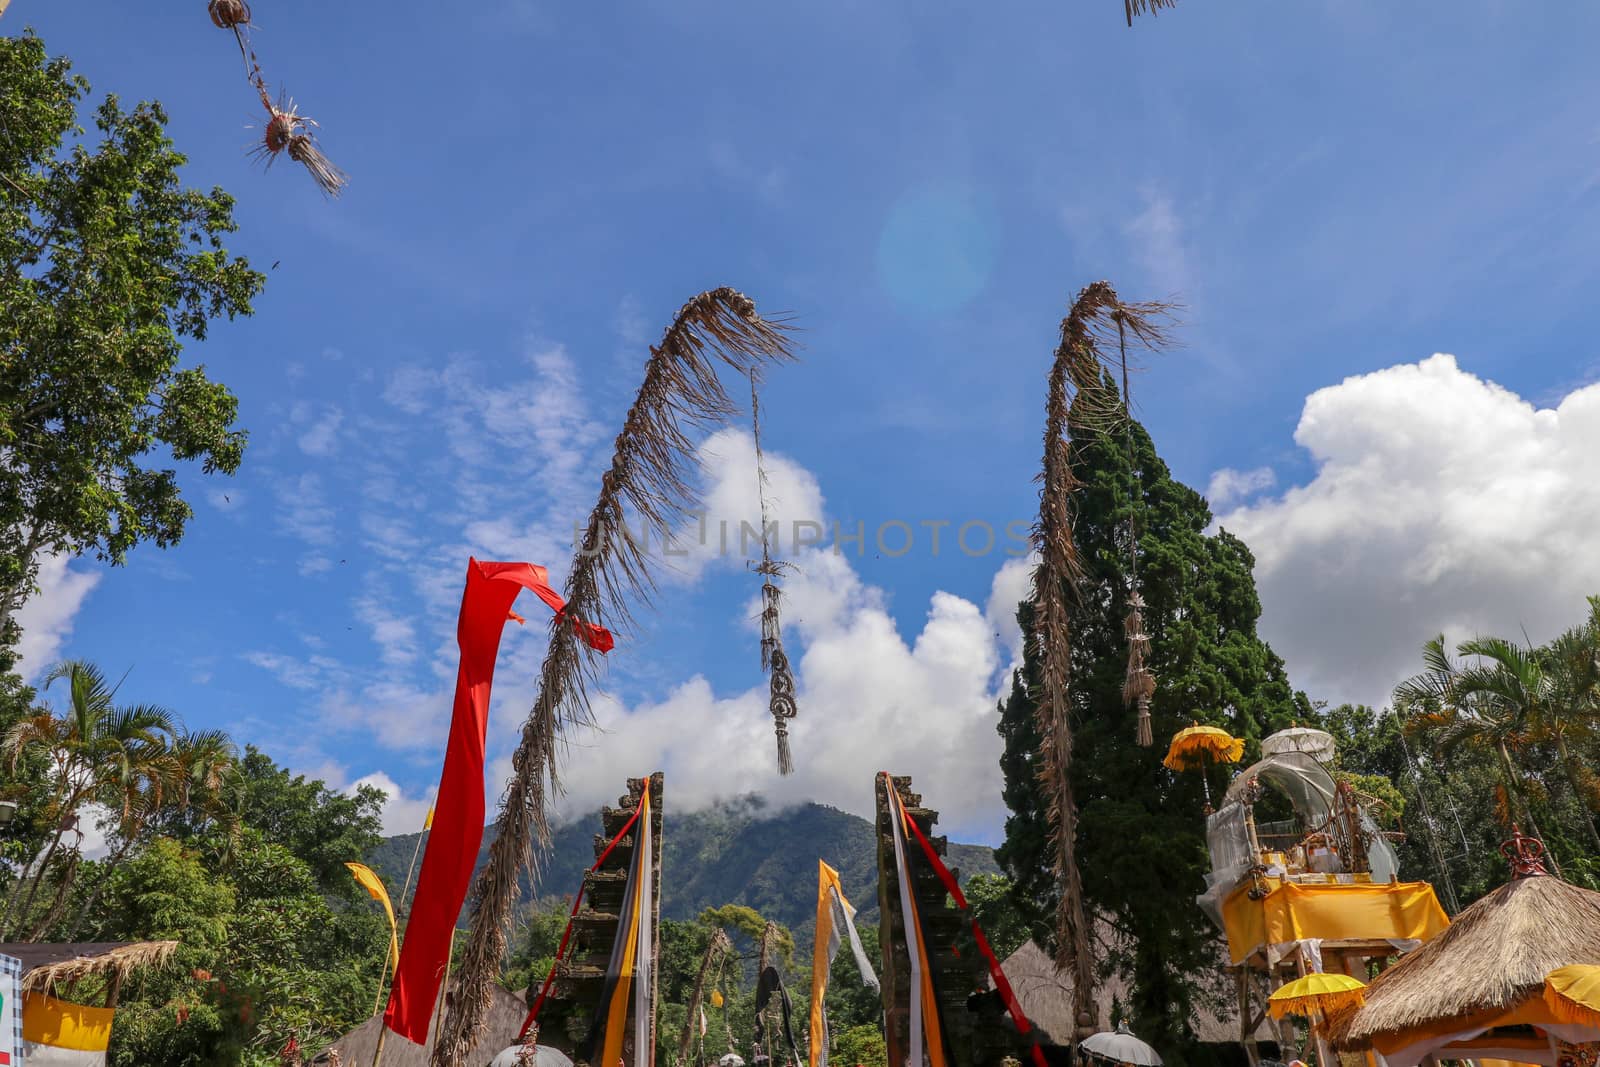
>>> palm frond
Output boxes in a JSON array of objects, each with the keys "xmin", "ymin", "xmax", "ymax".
[
  {"xmin": 435, "ymin": 288, "xmax": 795, "ymax": 1066},
  {"xmin": 1124, "ymin": 0, "xmax": 1179, "ymax": 26}
]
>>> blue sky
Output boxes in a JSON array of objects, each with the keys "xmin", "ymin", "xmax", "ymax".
[{"xmin": 14, "ymin": 1, "xmax": 1600, "ymax": 844}]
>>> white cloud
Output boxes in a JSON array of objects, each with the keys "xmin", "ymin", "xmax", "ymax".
[
  {"xmin": 548, "ymin": 571, "xmax": 1009, "ymax": 842},
  {"xmin": 349, "ymin": 771, "xmax": 436, "ymax": 838},
  {"xmin": 986, "ymin": 554, "xmax": 1036, "ymax": 674},
  {"xmin": 663, "ymin": 428, "xmax": 828, "ymax": 582},
  {"xmin": 355, "ymin": 594, "xmax": 420, "ymax": 667},
  {"xmin": 1125, "ymin": 186, "xmax": 1189, "ymax": 299},
  {"xmin": 242, "ymin": 650, "xmax": 338, "ymax": 692},
  {"xmin": 297, "ymin": 405, "xmax": 345, "ymax": 457},
  {"xmin": 1218, "ymin": 353, "xmax": 1600, "ymax": 709},
  {"xmin": 1206, "ymin": 466, "xmax": 1277, "ymax": 510},
  {"xmin": 275, "ymin": 472, "xmax": 336, "ymax": 546},
  {"xmin": 14, "ymin": 554, "xmax": 100, "ymax": 682}
]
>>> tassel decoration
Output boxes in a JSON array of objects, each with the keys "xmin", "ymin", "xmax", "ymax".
[
  {"xmin": 251, "ymin": 99, "xmax": 348, "ymax": 197},
  {"xmin": 1124, "ymin": 592, "xmax": 1156, "ymax": 745}
]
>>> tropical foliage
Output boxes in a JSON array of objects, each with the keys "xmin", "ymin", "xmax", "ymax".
[{"xmin": 0, "ymin": 32, "xmax": 262, "ymax": 650}]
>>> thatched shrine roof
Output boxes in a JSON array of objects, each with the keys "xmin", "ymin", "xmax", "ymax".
[
  {"xmin": 1332, "ymin": 871, "xmax": 1600, "ymax": 1050},
  {"xmin": 0, "ymin": 940, "xmax": 178, "ymax": 993},
  {"xmin": 310, "ymin": 984, "xmax": 529, "ymax": 1066}
]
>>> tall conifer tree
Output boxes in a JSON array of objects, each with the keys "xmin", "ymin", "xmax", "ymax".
[{"xmin": 997, "ymin": 389, "xmax": 1308, "ymax": 1057}]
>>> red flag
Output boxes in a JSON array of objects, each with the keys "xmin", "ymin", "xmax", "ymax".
[{"xmin": 384, "ymin": 558, "xmax": 612, "ymax": 1045}]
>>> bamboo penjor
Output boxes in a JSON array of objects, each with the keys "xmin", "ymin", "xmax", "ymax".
[
  {"xmin": 434, "ymin": 289, "xmax": 795, "ymax": 1066},
  {"xmin": 1032, "ymin": 281, "xmax": 1171, "ymax": 1035}
]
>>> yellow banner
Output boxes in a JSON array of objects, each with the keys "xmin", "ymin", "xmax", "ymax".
[
  {"xmin": 345, "ymin": 861, "xmax": 400, "ymax": 970},
  {"xmin": 22, "ymin": 993, "xmax": 113, "ymax": 1052}
]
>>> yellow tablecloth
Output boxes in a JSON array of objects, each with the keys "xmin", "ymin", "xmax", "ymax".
[{"xmin": 1222, "ymin": 878, "xmax": 1450, "ymax": 964}]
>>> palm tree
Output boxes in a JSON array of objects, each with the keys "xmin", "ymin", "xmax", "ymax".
[
  {"xmin": 1394, "ymin": 636, "xmax": 1568, "ymax": 854},
  {"xmin": 62, "ymin": 726, "xmax": 241, "ymax": 940},
  {"xmin": 1544, "ymin": 597, "xmax": 1600, "ymax": 849},
  {"xmin": 0, "ymin": 660, "xmax": 174, "ymax": 939}
]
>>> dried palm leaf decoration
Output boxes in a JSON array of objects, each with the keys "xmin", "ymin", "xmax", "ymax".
[
  {"xmin": 434, "ymin": 289, "xmax": 795, "ymax": 1067},
  {"xmin": 1033, "ymin": 281, "xmax": 1172, "ymax": 1035},
  {"xmin": 749, "ymin": 373, "xmax": 799, "ymax": 774},
  {"xmin": 1116, "ymin": 317, "xmax": 1156, "ymax": 747},
  {"xmin": 207, "ymin": 0, "xmax": 346, "ymax": 195},
  {"xmin": 1124, "ymin": 0, "xmax": 1180, "ymax": 25}
]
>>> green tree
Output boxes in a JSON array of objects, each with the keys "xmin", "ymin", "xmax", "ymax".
[
  {"xmin": 996, "ymin": 397, "xmax": 1307, "ymax": 1056},
  {"xmin": 0, "ymin": 659, "xmax": 175, "ymax": 939},
  {"xmin": 962, "ymin": 873, "xmax": 1028, "ymax": 961},
  {"xmin": 833, "ymin": 1023, "xmax": 887, "ymax": 1067},
  {"xmin": 233, "ymin": 747, "xmax": 385, "ymax": 896},
  {"xmin": 1394, "ymin": 636, "xmax": 1577, "ymax": 846},
  {"xmin": 1544, "ymin": 597, "xmax": 1600, "ymax": 843},
  {"xmin": 0, "ymin": 31, "xmax": 263, "ymax": 641},
  {"xmin": 501, "ymin": 896, "xmax": 574, "ymax": 996}
]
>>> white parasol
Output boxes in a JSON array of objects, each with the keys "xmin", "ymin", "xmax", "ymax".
[
  {"xmin": 1260, "ymin": 726, "xmax": 1335, "ymax": 764},
  {"xmin": 1078, "ymin": 1021, "xmax": 1163, "ymax": 1066}
]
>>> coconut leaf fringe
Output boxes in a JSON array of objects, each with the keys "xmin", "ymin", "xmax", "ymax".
[
  {"xmin": 207, "ymin": 1, "xmax": 346, "ymax": 195},
  {"xmin": 1033, "ymin": 281, "xmax": 1172, "ymax": 1033},
  {"xmin": 1124, "ymin": 0, "xmax": 1180, "ymax": 25},
  {"xmin": 433, "ymin": 289, "xmax": 795, "ymax": 1067},
  {"xmin": 750, "ymin": 373, "xmax": 799, "ymax": 775}
]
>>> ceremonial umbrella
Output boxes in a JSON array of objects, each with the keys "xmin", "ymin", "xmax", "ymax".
[
  {"xmin": 1079, "ymin": 1021, "xmax": 1162, "ymax": 1066},
  {"xmin": 490, "ymin": 1047, "xmax": 575, "ymax": 1067},
  {"xmin": 1269, "ymin": 973, "xmax": 1368, "ymax": 1023},
  {"xmin": 1545, "ymin": 965, "xmax": 1600, "ymax": 1030},
  {"xmin": 1162, "ymin": 724, "xmax": 1244, "ymax": 808},
  {"xmin": 1260, "ymin": 726, "xmax": 1336, "ymax": 763}
]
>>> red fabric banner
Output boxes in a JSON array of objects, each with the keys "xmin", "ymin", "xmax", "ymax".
[
  {"xmin": 384, "ymin": 559, "xmax": 612, "ymax": 1045},
  {"xmin": 897, "ymin": 797, "xmax": 1051, "ymax": 1067}
]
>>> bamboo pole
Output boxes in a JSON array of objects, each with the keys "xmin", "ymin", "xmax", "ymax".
[
  {"xmin": 400, "ymin": 821, "xmax": 430, "ymax": 912},
  {"xmin": 428, "ymin": 935, "xmax": 456, "ymax": 1060}
]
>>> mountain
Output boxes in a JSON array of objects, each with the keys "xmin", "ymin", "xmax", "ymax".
[{"xmin": 367, "ymin": 796, "xmax": 999, "ymax": 934}]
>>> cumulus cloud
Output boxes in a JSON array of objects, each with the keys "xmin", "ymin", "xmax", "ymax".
[
  {"xmin": 547, "ymin": 568, "xmax": 1009, "ymax": 842},
  {"xmin": 1217, "ymin": 354, "xmax": 1600, "ymax": 709},
  {"xmin": 349, "ymin": 770, "xmax": 436, "ymax": 838},
  {"xmin": 322, "ymin": 426, "xmax": 1026, "ymax": 842},
  {"xmin": 15, "ymin": 554, "xmax": 100, "ymax": 682},
  {"xmin": 1206, "ymin": 466, "xmax": 1277, "ymax": 510}
]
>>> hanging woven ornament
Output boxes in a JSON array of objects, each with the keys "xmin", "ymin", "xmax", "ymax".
[
  {"xmin": 208, "ymin": 0, "xmax": 250, "ymax": 29},
  {"xmin": 1116, "ymin": 312, "xmax": 1157, "ymax": 746},
  {"xmin": 749, "ymin": 373, "xmax": 799, "ymax": 774},
  {"xmin": 253, "ymin": 97, "xmax": 348, "ymax": 197},
  {"xmin": 209, "ymin": 1, "xmax": 347, "ymax": 196},
  {"xmin": 1124, "ymin": 592, "xmax": 1155, "ymax": 746}
]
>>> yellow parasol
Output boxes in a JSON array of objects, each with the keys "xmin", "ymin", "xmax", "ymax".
[
  {"xmin": 1544, "ymin": 964, "xmax": 1600, "ymax": 1030},
  {"xmin": 1163, "ymin": 725, "xmax": 1245, "ymax": 770},
  {"xmin": 1162, "ymin": 724, "xmax": 1244, "ymax": 810},
  {"xmin": 1269, "ymin": 973, "xmax": 1368, "ymax": 1022}
]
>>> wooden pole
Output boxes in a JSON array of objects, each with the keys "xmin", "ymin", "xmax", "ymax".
[
  {"xmin": 428, "ymin": 934, "xmax": 456, "ymax": 1059},
  {"xmin": 400, "ymin": 826, "xmax": 429, "ymax": 912},
  {"xmin": 371, "ymin": 953, "xmax": 392, "ymax": 1017}
]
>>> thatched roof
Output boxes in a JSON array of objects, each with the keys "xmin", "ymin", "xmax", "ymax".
[
  {"xmin": 1333, "ymin": 873, "xmax": 1600, "ymax": 1049},
  {"xmin": 0, "ymin": 940, "xmax": 179, "ymax": 993},
  {"xmin": 993, "ymin": 940, "xmax": 1273, "ymax": 1047},
  {"xmin": 310, "ymin": 984, "xmax": 530, "ymax": 1066}
]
